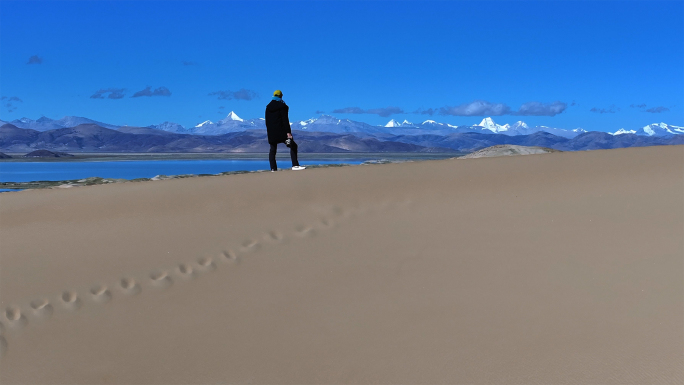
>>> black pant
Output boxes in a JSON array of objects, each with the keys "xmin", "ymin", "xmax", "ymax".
[{"xmin": 269, "ymin": 140, "xmax": 299, "ymax": 170}]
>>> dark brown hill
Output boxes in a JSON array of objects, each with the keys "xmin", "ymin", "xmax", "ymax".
[
  {"xmin": 24, "ymin": 149, "xmax": 74, "ymax": 157},
  {"xmin": 0, "ymin": 124, "xmax": 40, "ymax": 151},
  {"xmin": 117, "ymin": 126, "xmax": 178, "ymax": 136}
]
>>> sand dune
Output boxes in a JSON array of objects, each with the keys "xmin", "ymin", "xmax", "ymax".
[
  {"xmin": 1, "ymin": 145, "xmax": 682, "ymax": 384},
  {"xmin": 458, "ymin": 144, "xmax": 561, "ymax": 158}
]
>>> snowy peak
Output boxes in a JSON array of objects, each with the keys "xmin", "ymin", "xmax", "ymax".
[
  {"xmin": 217, "ymin": 111, "xmax": 244, "ymax": 125},
  {"xmin": 420, "ymin": 119, "xmax": 448, "ymax": 128},
  {"xmin": 474, "ymin": 117, "xmax": 506, "ymax": 133},
  {"xmin": 225, "ymin": 111, "xmax": 243, "ymax": 122},
  {"xmin": 384, "ymin": 119, "xmax": 415, "ymax": 128},
  {"xmin": 475, "ymin": 117, "xmax": 494, "ymax": 126},
  {"xmin": 384, "ymin": 119, "xmax": 402, "ymax": 127},
  {"xmin": 195, "ymin": 120, "xmax": 214, "ymax": 128},
  {"xmin": 612, "ymin": 129, "xmax": 636, "ymax": 136},
  {"xmin": 642, "ymin": 124, "xmax": 657, "ymax": 136},
  {"xmin": 511, "ymin": 121, "xmax": 529, "ymax": 129},
  {"xmin": 638, "ymin": 122, "xmax": 684, "ymax": 136},
  {"xmin": 299, "ymin": 118, "xmax": 317, "ymax": 126}
]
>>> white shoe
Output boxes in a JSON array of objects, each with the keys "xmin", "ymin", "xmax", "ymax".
[{"xmin": 292, "ymin": 166, "xmax": 306, "ymax": 171}]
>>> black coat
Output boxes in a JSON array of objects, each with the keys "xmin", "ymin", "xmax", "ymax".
[{"xmin": 265, "ymin": 100, "xmax": 291, "ymax": 144}]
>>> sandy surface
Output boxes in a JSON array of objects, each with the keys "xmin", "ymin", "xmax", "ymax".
[
  {"xmin": 458, "ymin": 144, "xmax": 560, "ymax": 158},
  {"xmin": 1, "ymin": 145, "xmax": 682, "ymax": 384}
]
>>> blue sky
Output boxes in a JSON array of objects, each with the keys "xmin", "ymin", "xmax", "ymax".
[{"xmin": 1, "ymin": 0, "xmax": 682, "ymax": 132}]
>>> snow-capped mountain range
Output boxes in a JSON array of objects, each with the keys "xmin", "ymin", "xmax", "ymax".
[
  {"xmin": 141, "ymin": 111, "xmax": 263, "ymax": 135},
  {"xmin": 2, "ymin": 113, "xmax": 682, "ymax": 139},
  {"xmin": 444, "ymin": 117, "xmax": 588, "ymax": 138},
  {"xmin": 610, "ymin": 123, "xmax": 684, "ymax": 137},
  {"xmin": 634, "ymin": 122, "xmax": 684, "ymax": 136}
]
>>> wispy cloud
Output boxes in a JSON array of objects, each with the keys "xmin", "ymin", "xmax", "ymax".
[
  {"xmin": 630, "ymin": 103, "xmax": 646, "ymax": 108},
  {"xmin": 415, "ymin": 100, "xmax": 567, "ymax": 117},
  {"xmin": 645, "ymin": 106, "xmax": 669, "ymax": 113},
  {"xmin": 182, "ymin": 61, "xmax": 198, "ymax": 66},
  {"xmin": 414, "ymin": 108, "xmax": 438, "ymax": 116},
  {"xmin": 132, "ymin": 86, "xmax": 172, "ymax": 97},
  {"xmin": 333, "ymin": 107, "xmax": 364, "ymax": 114},
  {"xmin": 1, "ymin": 96, "xmax": 23, "ymax": 112},
  {"xmin": 27, "ymin": 55, "xmax": 43, "ymax": 64},
  {"xmin": 209, "ymin": 88, "xmax": 258, "ymax": 101},
  {"xmin": 439, "ymin": 100, "xmax": 511, "ymax": 116},
  {"xmin": 315, "ymin": 110, "xmax": 325, "ymax": 114},
  {"xmin": 367, "ymin": 107, "xmax": 404, "ymax": 117},
  {"xmin": 570, "ymin": 100, "xmax": 578, "ymax": 106},
  {"xmin": 514, "ymin": 101, "xmax": 567, "ymax": 116},
  {"xmin": 332, "ymin": 106, "xmax": 404, "ymax": 117},
  {"xmin": 589, "ymin": 105, "xmax": 620, "ymax": 114},
  {"xmin": 90, "ymin": 88, "xmax": 126, "ymax": 99},
  {"xmin": 331, "ymin": 100, "xmax": 569, "ymax": 118}
]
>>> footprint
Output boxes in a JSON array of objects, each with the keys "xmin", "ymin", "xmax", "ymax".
[
  {"xmin": 295, "ymin": 225, "xmax": 315, "ymax": 237},
  {"xmin": 264, "ymin": 230, "xmax": 284, "ymax": 242},
  {"xmin": 220, "ymin": 250, "xmax": 240, "ymax": 264},
  {"xmin": 60, "ymin": 291, "xmax": 82, "ymax": 311},
  {"xmin": 241, "ymin": 239, "xmax": 260, "ymax": 252},
  {"xmin": 0, "ymin": 321, "xmax": 4, "ymax": 334},
  {"xmin": 119, "ymin": 278, "xmax": 142, "ymax": 295},
  {"xmin": 331, "ymin": 206, "xmax": 344, "ymax": 217},
  {"xmin": 90, "ymin": 285, "xmax": 112, "ymax": 303},
  {"xmin": 176, "ymin": 263, "xmax": 196, "ymax": 279},
  {"xmin": 4, "ymin": 307, "xmax": 28, "ymax": 328},
  {"xmin": 319, "ymin": 218, "xmax": 335, "ymax": 228},
  {"xmin": 0, "ymin": 336, "xmax": 6, "ymax": 358},
  {"xmin": 196, "ymin": 257, "xmax": 217, "ymax": 272},
  {"xmin": 149, "ymin": 271, "xmax": 173, "ymax": 289},
  {"xmin": 29, "ymin": 298, "xmax": 53, "ymax": 319}
]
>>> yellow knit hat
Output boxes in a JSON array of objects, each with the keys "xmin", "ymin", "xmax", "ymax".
[{"xmin": 273, "ymin": 90, "xmax": 283, "ymax": 97}]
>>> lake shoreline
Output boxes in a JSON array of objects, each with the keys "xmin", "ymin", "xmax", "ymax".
[
  {"xmin": 0, "ymin": 152, "xmax": 461, "ymax": 162},
  {"xmin": 0, "ymin": 154, "xmax": 461, "ymax": 190},
  {"xmin": 0, "ymin": 159, "xmax": 434, "ymax": 191}
]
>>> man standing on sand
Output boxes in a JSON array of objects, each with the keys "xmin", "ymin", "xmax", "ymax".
[{"xmin": 265, "ymin": 90, "xmax": 306, "ymax": 172}]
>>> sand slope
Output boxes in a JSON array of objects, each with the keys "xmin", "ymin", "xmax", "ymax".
[
  {"xmin": 458, "ymin": 144, "xmax": 561, "ymax": 158},
  {"xmin": 1, "ymin": 145, "xmax": 682, "ymax": 384}
]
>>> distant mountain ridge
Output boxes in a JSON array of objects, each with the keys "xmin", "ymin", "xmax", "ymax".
[
  {"xmin": 2, "ymin": 122, "xmax": 682, "ymax": 154},
  {"xmin": 0, "ymin": 123, "xmax": 450, "ymax": 153},
  {"xmin": 0, "ymin": 116, "xmax": 120, "ymax": 131},
  {"xmin": 3, "ymin": 113, "xmax": 681, "ymax": 139},
  {"xmin": 635, "ymin": 122, "xmax": 684, "ymax": 136},
  {"xmin": 145, "ymin": 111, "xmax": 266, "ymax": 135}
]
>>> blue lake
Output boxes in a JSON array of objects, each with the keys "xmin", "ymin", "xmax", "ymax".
[{"xmin": 0, "ymin": 159, "xmax": 366, "ymax": 183}]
